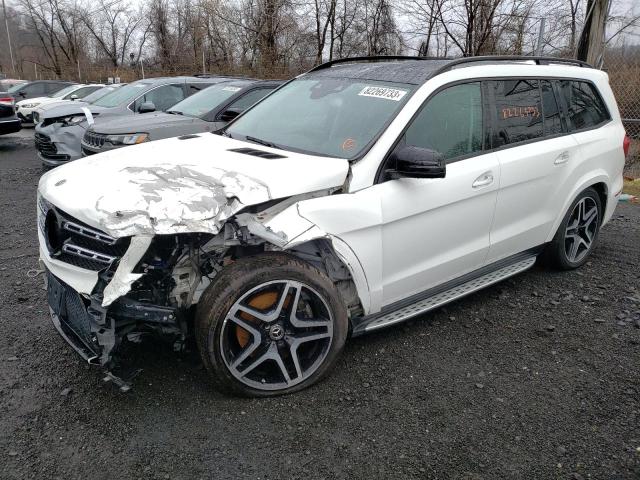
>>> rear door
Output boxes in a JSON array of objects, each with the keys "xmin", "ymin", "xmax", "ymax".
[{"xmin": 485, "ymin": 78, "xmax": 580, "ymax": 263}]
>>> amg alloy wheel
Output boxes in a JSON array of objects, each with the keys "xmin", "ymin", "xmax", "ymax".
[
  {"xmin": 542, "ymin": 187, "xmax": 602, "ymax": 270},
  {"xmin": 196, "ymin": 253, "xmax": 348, "ymax": 397},
  {"xmin": 219, "ymin": 280, "xmax": 334, "ymax": 391},
  {"xmin": 564, "ymin": 196, "xmax": 599, "ymax": 263}
]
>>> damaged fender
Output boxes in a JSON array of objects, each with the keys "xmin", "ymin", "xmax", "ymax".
[{"xmin": 235, "ymin": 202, "xmax": 372, "ymax": 315}]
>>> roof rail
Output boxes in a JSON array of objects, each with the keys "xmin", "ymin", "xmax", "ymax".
[
  {"xmin": 308, "ymin": 55, "xmax": 593, "ymax": 75},
  {"xmin": 308, "ymin": 55, "xmax": 452, "ymax": 73},
  {"xmin": 431, "ymin": 55, "xmax": 593, "ymax": 76}
]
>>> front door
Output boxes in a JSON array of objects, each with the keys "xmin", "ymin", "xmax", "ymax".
[{"xmin": 376, "ymin": 82, "xmax": 499, "ymax": 306}]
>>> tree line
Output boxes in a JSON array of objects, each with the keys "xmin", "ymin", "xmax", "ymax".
[{"xmin": 0, "ymin": 0, "xmax": 638, "ymax": 80}]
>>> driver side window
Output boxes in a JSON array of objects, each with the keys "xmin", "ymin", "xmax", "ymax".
[
  {"xmin": 404, "ymin": 82, "xmax": 484, "ymax": 161},
  {"xmin": 132, "ymin": 84, "xmax": 185, "ymax": 112}
]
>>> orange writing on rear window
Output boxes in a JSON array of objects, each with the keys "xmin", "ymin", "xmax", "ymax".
[{"xmin": 502, "ymin": 106, "xmax": 540, "ymax": 119}]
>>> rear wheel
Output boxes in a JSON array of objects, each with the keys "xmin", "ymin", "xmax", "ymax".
[
  {"xmin": 542, "ymin": 187, "xmax": 602, "ymax": 270},
  {"xmin": 195, "ymin": 253, "xmax": 348, "ymax": 397}
]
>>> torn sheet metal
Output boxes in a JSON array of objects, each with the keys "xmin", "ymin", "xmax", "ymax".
[
  {"xmin": 38, "ymin": 134, "xmax": 349, "ymax": 238},
  {"xmin": 102, "ymin": 235, "xmax": 153, "ymax": 307}
]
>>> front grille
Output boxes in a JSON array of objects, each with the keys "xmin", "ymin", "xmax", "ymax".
[
  {"xmin": 47, "ymin": 271, "xmax": 99, "ymax": 359},
  {"xmin": 39, "ymin": 196, "xmax": 130, "ymax": 271},
  {"xmin": 83, "ymin": 130, "xmax": 107, "ymax": 149},
  {"xmin": 35, "ymin": 132, "xmax": 70, "ymax": 161}
]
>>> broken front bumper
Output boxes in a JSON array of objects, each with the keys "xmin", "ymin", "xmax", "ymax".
[
  {"xmin": 46, "ymin": 268, "xmax": 181, "ymax": 368},
  {"xmin": 47, "ymin": 270, "xmax": 102, "ymax": 364}
]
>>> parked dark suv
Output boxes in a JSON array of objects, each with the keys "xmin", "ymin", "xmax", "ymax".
[
  {"xmin": 0, "ymin": 93, "xmax": 20, "ymax": 135},
  {"xmin": 7, "ymin": 80, "xmax": 74, "ymax": 102}
]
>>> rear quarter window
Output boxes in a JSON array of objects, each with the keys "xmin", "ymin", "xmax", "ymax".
[
  {"xmin": 558, "ymin": 80, "xmax": 610, "ymax": 131},
  {"xmin": 489, "ymin": 79, "xmax": 543, "ymax": 147}
]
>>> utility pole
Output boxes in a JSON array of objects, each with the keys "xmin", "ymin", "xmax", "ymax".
[
  {"xmin": 1, "ymin": 0, "xmax": 16, "ymax": 76},
  {"xmin": 576, "ymin": 0, "xmax": 610, "ymax": 67},
  {"xmin": 535, "ymin": 18, "xmax": 546, "ymax": 56}
]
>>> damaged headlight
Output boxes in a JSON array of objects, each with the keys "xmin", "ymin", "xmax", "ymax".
[
  {"xmin": 62, "ymin": 115, "xmax": 87, "ymax": 126},
  {"xmin": 105, "ymin": 133, "xmax": 149, "ymax": 145}
]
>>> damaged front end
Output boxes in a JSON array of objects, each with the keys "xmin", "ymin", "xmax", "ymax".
[{"xmin": 37, "ymin": 133, "xmax": 356, "ymax": 389}]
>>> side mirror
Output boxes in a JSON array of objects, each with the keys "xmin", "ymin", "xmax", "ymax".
[
  {"xmin": 19, "ymin": 91, "xmax": 26, "ymax": 98},
  {"xmin": 138, "ymin": 101, "xmax": 156, "ymax": 113},
  {"xmin": 387, "ymin": 145, "xmax": 446, "ymax": 179},
  {"xmin": 219, "ymin": 108, "xmax": 241, "ymax": 122},
  {"xmin": 70, "ymin": 94, "xmax": 78, "ymax": 101}
]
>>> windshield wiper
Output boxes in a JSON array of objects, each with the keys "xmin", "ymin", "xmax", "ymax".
[
  {"xmin": 167, "ymin": 110, "xmax": 183, "ymax": 115},
  {"xmin": 245, "ymin": 135, "xmax": 280, "ymax": 149}
]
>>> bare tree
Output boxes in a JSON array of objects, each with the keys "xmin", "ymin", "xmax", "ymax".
[{"xmin": 82, "ymin": 0, "xmax": 147, "ymax": 68}]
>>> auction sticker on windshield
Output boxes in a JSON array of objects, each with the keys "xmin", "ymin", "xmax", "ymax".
[{"xmin": 358, "ymin": 86, "xmax": 407, "ymax": 101}]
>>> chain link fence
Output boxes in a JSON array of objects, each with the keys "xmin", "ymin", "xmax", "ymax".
[{"xmin": 604, "ymin": 49, "xmax": 640, "ymax": 178}]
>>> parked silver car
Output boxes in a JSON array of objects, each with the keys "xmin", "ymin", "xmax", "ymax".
[
  {"xmin": 81, "ymin": 80, "xmax": 282, "ymax": 156},
  {"xmin": 35, "ymin": 76, "xmax": 230, "ymax": 167}
]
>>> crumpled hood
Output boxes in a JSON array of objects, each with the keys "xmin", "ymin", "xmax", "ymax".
[
  {"xmin": 37, "ymin": 99, "xmax": 88, "ymax": 113},
  {"xmin": 41, "ymin": 103, "xmax": 110, "ymax": 121},
  {"xmin": 38, "ymin": 134, "xmax": 349, "ymax": 238},
  {"xmin": 93, "ymin": 112, "xmax": 198, "ymax": 134}
]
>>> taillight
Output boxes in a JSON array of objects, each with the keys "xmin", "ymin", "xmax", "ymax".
[
  {"xmin": 623, "ymin": 134, "xmax": 631, "ymax": 158},
  {"xmin": 0, "ymin": 96, "xmax": 14, "ymax": 107}
]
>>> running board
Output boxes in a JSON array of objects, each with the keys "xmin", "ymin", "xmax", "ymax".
[{"xmin": 352, "ymin": 254, "xmax": 537, "ymax": 335}]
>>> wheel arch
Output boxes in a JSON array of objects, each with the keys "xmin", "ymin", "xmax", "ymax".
[
  {"xmin": 283, "ymin": 235, "xmax": 372, "ymax": 317},
  {"xmin": 545, "ymin": 172, "xmax": 610, "ymax": 243}
]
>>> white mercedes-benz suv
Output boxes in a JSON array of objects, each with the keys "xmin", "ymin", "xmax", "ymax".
[{"xmin": 37, "ymin": 56, "xmax": 629, "ymax": 396}]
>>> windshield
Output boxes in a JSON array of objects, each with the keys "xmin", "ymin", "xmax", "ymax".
[
  {"xmin": 50, "ymin": 85, "xmax": 77, "ymax": 98},
  {"xmin": 226, "ymin": 77, "xmax": 414, "ymax": 158},
  {"xmin": 92, "ymin": 82, "xmax": 151, "ymax": 108},
  {"xmin": 169, "ymin": 83, "xmax": 249, "ymax": 118},
  {"xmin": 7, "ymin": 83, "xmax": 24, "ymax": 93},
  {"xmin": 82, "ymin": 86, "xmax": 118, "ymax": 104}
]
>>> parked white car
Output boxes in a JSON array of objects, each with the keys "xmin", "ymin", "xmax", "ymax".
[
  {"xmin": 16, "ymin": 84, "xmax": 103, "ymax": 124},
  {"xmin": 37, "ymin": 56, "xmax": 628, "ymax": 396}
]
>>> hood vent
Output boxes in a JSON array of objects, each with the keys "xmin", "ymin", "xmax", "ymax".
[{"xmin": 228, "ymin": 147, "xmax": 286, "ymax": 159}]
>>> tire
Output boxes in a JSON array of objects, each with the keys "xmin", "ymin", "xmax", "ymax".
[
  {"xmin": 195, "ymin": 252, "xmax": 348, "ymax": 397},
  {"xmin": 541, "ymin": 187, "xmax": 602, "ymax": 270}
]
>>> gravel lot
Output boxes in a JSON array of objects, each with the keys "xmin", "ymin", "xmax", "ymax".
[{"xmin": 1, "ymin": 129, "xmax": 639, "ymax": 480}]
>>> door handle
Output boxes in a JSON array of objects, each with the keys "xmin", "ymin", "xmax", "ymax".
[
  {"xmin": 554, "ymin": 151, "xmax": 570, "ymax": 165},
  {"xmin": 472, "ymin": 172, "xmax": 494, "ymax": 189}
]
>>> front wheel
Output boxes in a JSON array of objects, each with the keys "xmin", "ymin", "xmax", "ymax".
[
  {"xmin": 542, "ymin": 187, "xmax": 602, "ymax": 270},
  {"xmin": 195, "ymin": 253, "xmax": 348, "ymax": 397}
]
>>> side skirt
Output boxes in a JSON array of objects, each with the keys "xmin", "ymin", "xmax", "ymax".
[{"xmin": 350, "ymin": 249, "xmax": 541, "ymax": 336}]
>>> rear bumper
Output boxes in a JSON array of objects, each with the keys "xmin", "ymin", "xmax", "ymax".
[{"xmin": 0, "ymin": 118, "xmax": 21, "ymax": 135}]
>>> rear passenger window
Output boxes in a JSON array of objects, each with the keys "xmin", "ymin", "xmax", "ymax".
[
  {"xmin": 558, "ymin": 80, "xmax": 610, "ymax": 131},
  {"xmin": 404, "ymin": 82, "xmax": 483, "ymax": 161},
  {"xmin": 541, "ymin": 80, "xmax": 563, "ymax": 136},
  {"xmin": 489, "ymin": 79, "xmax": 543, "ymax": 146}
]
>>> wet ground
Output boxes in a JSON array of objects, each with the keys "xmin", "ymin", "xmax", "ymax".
[{"xmin": 1, "ymin": 128, "xmax": 639, "ymax": 479}]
